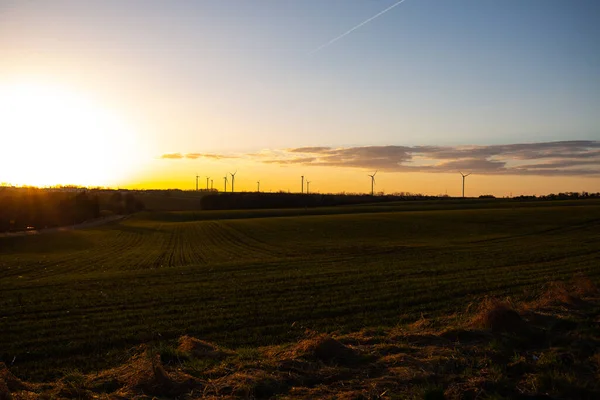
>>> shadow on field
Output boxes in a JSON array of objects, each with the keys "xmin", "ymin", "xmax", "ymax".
[
  {"xmin": 2, "ymin": 275, "xmax": 599, "ymax": 399},
  {"xmin": 0, "ymin": 232, "xmax": 92, "ymax": 254}
]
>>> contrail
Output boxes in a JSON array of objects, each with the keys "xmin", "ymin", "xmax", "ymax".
[{"xmin": 309, "ymin": 0, "xmax": 409, "ymax": 55}]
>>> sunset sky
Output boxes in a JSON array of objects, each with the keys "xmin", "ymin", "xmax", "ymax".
[{"xmin": 1, "ymin": 0, "xmax": 599, "ymax": 196}]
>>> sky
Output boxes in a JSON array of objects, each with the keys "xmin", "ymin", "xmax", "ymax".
[{"xmin": 0, "ymin": 0, "xmax": 599, "ymax": 196}]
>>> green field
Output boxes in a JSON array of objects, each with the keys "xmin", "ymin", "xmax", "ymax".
[{"xmin": 1, "ymin": 199, "xmax": 600, "ymax": 380}]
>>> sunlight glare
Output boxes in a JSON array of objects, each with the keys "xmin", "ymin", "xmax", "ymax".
[{"xmin": 0, "ymin": 82, "xmax": 139, "ymax": 187}]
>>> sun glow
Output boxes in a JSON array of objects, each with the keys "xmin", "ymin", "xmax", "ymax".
[{"xmin": 0, "ymin": 82, "xmax": 139, "ymax": 187}]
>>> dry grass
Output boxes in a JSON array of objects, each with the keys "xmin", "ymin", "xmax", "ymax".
[
  {"xmin": 408, "ymin": 314, "xmax": 432, "ymax": 331},
  {"xmin": 292, "ymin": 333, "xmax": 357, "ymax": 364},
  {"xmin": 178, "ymin": 335, "xmax": 233, "ymax": 360},
  {"xmin": 526, "ymin": 274, "xmax": 598, "ymax": 310},
  {"xmin": 535, "ymin": 281, "xmax": 585, "ymax": 308},
  {"xmin": 263, "ymin": 331, "xmax": 358, "ymax": 366},
  {"xmin": 2, "ymin": 276, "xmax": 599, "ymax": 399},
  {"xmin": 204, "ymin": 370, "xmax": 284, "ymax": 398},
  {"xmin": 80, "ymin": 344, "xmax": 198, "ymax": 398},
  {"xmin": 572, "ymin": 273, "xmax": 599, "ymax": 297},
  {"xmin": 0, "ymin": 363, "xmax": 30, "ymax": 400},
  {"xmin": 470, "ymin": 297, "xmax": 527, "ymax": 333}
]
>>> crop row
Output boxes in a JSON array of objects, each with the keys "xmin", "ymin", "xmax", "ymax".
[{"xmin": 0, "ymin": 204, "xmax": 599, "ymax": 380}]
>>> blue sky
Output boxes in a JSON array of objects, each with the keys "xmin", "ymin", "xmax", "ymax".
[{"xmin": 1, "ymin": 0, "xmax": 599, "ymax": 192}]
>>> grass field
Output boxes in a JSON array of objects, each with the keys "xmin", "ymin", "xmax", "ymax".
[{"xmin": 1, "ymin": 199, "xmax": 600, "ymax": 381}]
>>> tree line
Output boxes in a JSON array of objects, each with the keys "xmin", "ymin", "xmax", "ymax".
[
  {"xmin": 0, "ymin": 188, "xmax": 144, "ymax": 232},
  {"xmin": 200, "ymin": 192, "xmax": 436, "ymax": 210},
  {"xmin": 513, "ymin": 192, "xmax": 600, "ymax": 200}
]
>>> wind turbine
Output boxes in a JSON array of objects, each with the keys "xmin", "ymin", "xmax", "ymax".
[
  {"xmin": 223, "ymin": 175, "xmax": 228, "ymax": 192},
  {"xmin": 306, "ymin": 180, "xmax": 311, "ymax": 194},
  {"xmin": 206, "ymin": 176, "xmax": 210, "ymax": 190},
  {"xmin": 195, "ymin": 173, "xmax": 199, "ymax": 191},
  {"xmin": 301, "ymin": 175, "xmax": 304, "ymax": 194},
  {"xmin": 211, "ymin": 179, "xmax": 214, "ymax": 190},
  {"xmin": 230, "ymin": 171, "xmax": 237, "ymax": 193},
  {"xmin": 459, "ymin": 172, "xmax": 471, "ymax": 199},
  {"xmin": 368, "ymin": 171, "xmax": 377, "ymax": 196},
  {"xmin": 257, "ymin": 181, "xmax": 260, "ymax": 192}
]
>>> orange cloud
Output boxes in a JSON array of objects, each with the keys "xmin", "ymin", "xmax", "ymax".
[
  {"xmin": 185, "ymin": 153, "xmax": 238, "ymax": 160},
  {"xmin": 160, "ymin": 141, "xmax": 600, "ymax": 176},
  {"xmin": 161, "ymin": 153, "xmax": 184, "ymax": 159}
]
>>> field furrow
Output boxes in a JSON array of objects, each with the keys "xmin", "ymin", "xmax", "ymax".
[{"xmin": 1, "ymin": 201, "xmax": 599, "ymax": 380}]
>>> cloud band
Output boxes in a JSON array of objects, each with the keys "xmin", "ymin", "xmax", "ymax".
[{"xmin": 161, "ymin": 140, "xmax": 600, "ymax": 176}]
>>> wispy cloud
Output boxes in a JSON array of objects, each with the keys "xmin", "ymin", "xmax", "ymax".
[
  {"xmin": 263, "ymin": 157, "xmax": 317, "ymax": 165},
  {"xmin": 161, "ymin": 153, "xmax": 184, "ymax": 159},
  {"xmin": 185, "ymin": 153, "xmax": 238, "ymax": 160},
  {"xmin": 161, "ymin": 153, "xmax": 238, "ymax": 160},
  {"xmin": 160, "ymin": 141, "xmax": 600, "ymax": 176},
  {"xmin": 287, "ymin": 146, "xmax": 332, "ymax": 153}
]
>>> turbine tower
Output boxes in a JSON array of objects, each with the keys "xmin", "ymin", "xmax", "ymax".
[
  {"xmin": 368, "ymin": 171, "xmax": 377, "ymax": 196},
  {"xmin": 211, "ymin": 179, "xmax": 214, "ymax": 190},
  {"xmin": 257, "ymin": 181, "xmax": 260, "ymax": 192},
  {"xmin": 460, "ymin": 172, "xmax": 471, "ymax": 199},
  {"xmin": 230, "ymin": 171, "xmax": 237, "ymax": 193},
  {"xmin": 306, "ymin": 180, "xmax": 311, "ymax": 194},
  {"xmin": 206, "ymin": 176, "xmax": 210, "ymax": 190},
  {"xmin": 301, "ymin": 175, "xmax": 304, "ymax": 194},
  {"xmin": 195, "ymin": 173, "xmax": 199, "ymax": 191},
  {"xmin": 223, "ymin": 176, "xmax": 228, "ymax": 192}
]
